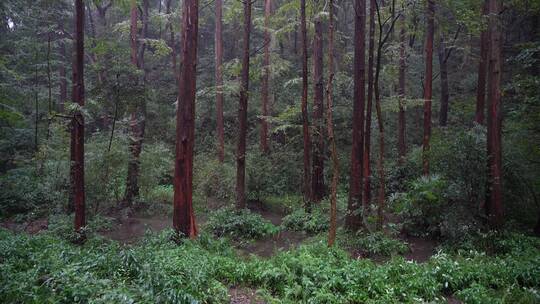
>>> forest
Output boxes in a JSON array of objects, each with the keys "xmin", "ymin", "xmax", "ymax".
[{"xmin": 0, "ymin": 0, "xmax": 539, "ymax": 303}]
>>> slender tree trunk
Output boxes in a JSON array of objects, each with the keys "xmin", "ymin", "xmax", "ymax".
[
  {"xmin": 438, "ymin": 35, "xmax": 449, "ymax": 126},
  {"xmin": 475, "ymin": 0, "xmax": 489, "ymax": 125},
  {"xmin": 260, "ymin": 0, "xmax": 272, "ymax": 154},
  {"xmin": 166, "ymin": 0, "xmax": 179, "ymax": 82},
  {"xmin": 46, "ymin": 33, "xmax": 52, "ymax": 141},
  {"xmin": 235, "ymin": 0, "xmax": 252, "ymax": 209},
  {"xmin": 397, "ymin": 12, "xmax": 407, "ymax": 163},
  {"xmin": 363, "ymin": 0, "xmax": 376, "ymax": 206},
  {"xmin": 72, "ymin": 0, "xmax": 86, "ymax": 237},
  {"xmin": 123, "ymin": 0, "xmax": 145, "ymax": 207},
  {"xmin": 486, "ymin": 0, "xmax": 503, "ymax": 227},
  {"xmin": 347, "ymin": 0, "xmax": 366, "ymax": 229},
  {"xmin": 173, "ymin": 0, "xmax": 199, "ymax": 238},
  {"xmin": 58, "ymin": 21, "xmax": 67, "ymax": 113},
  {"xmin": 300, "ymin": 0, "xmax": 312, "ymax": 207},
  {"xmin": 311, "ymin": 15, "xmax": 325, "ymax": 202},
  {"xmin": 422, "ymin": 0, "xmax": 435, "ymax": 176},
  {"xmin": 215, "ymin": 0, "xmax": 225, "ymax": 162},
  {"xmin": 327, "ymin": 0, "xmax": 338, "ymax": 247}
]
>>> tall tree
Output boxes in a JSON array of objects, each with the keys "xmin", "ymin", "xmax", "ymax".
[
  {"xmin": 347, "ymin": 0, "xmax": 366, "ymax": 229},
  {"xmin": 58, "ymin": 20, "xmax": 67, "ymax": 113},
  {"xmin": 72, "ymin": 0, "xmax": 86, "ymax": 237},
  {"xmin": 260, "ymin": 0, "xmax": 272, "ymax": 153},
  {"xmin": 166, "ymin": 0, "xmax": 179, "ymax": 81},
  {"xmin": 422, "ymin": 0, "xmax": 435, "ymax": 176},
  {"xmin": 311, "ymin": 12, "xmax": 325, "ymax": 202},
  {"xmin": 327, "ymin": 0, "xmax": 339, "ymax": 247},
  {"xmin": 235, "ymin": 0, "xmax": 252, "ymax": 209},
  {"xmin": 173, "ymin": 0, "xmax": 199, "ymax": 237},
  {"xmin": 124, "ymin": 0, "xmax": 147, "ymax": 207},
  {"xmin": 475, "ymin": 0, "xmax": 489, "ymax": 125},
  {"xmin": 437, "ymin": 35, "xmax": 449, "ymax": 126},
  {"xmin": 397, "ymin": 10, "xmax": 407, "ymax": 163},
  {"xmin": 215, "ymin": 0, "xmax": 225, "ymax": 162},
  {"xmin": 363, "ymin": 0, "xmax": 376, "ymax": 206},
  {"xmin": 300, "ymin": 0, "xmax": 312, "ymax": 206},
  {"xmin": 485, "ymin": 0, "xmax": 503, "ymax": 227}
]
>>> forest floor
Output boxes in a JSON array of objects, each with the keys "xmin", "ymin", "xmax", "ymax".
[{"xmin": 0, "ymin": 203, "xmax": 442, "ymax": 304}]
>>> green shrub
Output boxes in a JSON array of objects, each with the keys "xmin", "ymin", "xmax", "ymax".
[
  {"xmin": 354, "ymin": 231, "xmax": 409, "ymax": 257},
  {"xmin": 194, "ymin": 155, "xmax": 235, "ymax": 201},
  {"xmin": 205, "ymin": 207, "xmax": 279, "ymax": 239},
  {"xmin": 391, "ymin": 175, "xmax": 448, "ymax": 236},
  {"xmin": 281, "ymin": 206, "xmax": 329, "ymax": 233}
]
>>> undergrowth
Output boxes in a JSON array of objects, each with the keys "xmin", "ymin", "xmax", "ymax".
[{"xmin": 1, "ymin": 227, "xmax": 538, "ymax": 303}]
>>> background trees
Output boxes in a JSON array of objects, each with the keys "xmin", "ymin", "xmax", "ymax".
[{"xmin": 0, "ymin": 0, "xmax": 538, "ymax": 243}]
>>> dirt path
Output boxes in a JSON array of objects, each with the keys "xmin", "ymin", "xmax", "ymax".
[
  {"xmin": 100, "ymin": 216, "xmax": 170, "ymax": 244},
  {"xmin": 404, "ymin": 236, "xmax": 438, "ymax": 263}
]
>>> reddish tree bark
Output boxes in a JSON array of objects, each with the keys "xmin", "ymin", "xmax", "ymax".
[
  {"xmin": 363, "ymin": 0, "xmax": 376, "ymax": 206},
  {"xmin": 475, "ymin": 0, "xmax": 489, "ymax": 125},
  {"xmin": 422, "ymin": 0, "xmax": 435, "ymax": 176},
  {"xmin": 215, "ymin": 0, "xmax": 225, "ymax": 162},
  {"xmin": 124, "ymin": 0, "xmax": 147, "ymax": 207},
  {"xmin": 166, "ymin": 0, "xmax": 179, "ymax": 82},
  {"xmin": 71, "ymin": 0, "xmax": 86, "ymax": 236},
  {"xmin": 173, "ymin": 0, "xmax": 199, "ymax": 238},
  {"xmin": 327, "ymin": 0, "xmax": 338, "ymax": 247},
  {"xmin": 58, "ymin": 20, "xmax": 67, "ymax": 113},
  {"xmin": 438, "ymin": 35, "xmax": 449, "ymax": 126},
  {"xmin": 235, "ymin": 0, "xmax": 252, "ymax": 209},
  {"xmin": 486, "ymin": 0, "xmax": 503, "ymax": 227},
  {"xmin": 311, "ymin": 15, "xmax": 325, "ymax": 202},
  {"xmin": 260, "ymin": 0, "xmax": 272, "ymax": 154},
  {"xmin": 300, "ymin": 0, "xmax": 312, "ymax": 206},
  {"xmin": 397, "ymin": 11, "xmax": 407, "ymax": 163},
  {"xmin": 346, "ymin": 0, "xmax": 366, "ymax": 229}
]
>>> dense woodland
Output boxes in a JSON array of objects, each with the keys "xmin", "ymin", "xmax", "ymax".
[{"xmin": 1, "ymin": 0, "xmax": 539, "ymax": 303}]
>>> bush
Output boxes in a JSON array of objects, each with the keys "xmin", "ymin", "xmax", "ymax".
[
  {"xmin": 205, "ymin": 207, "xmax": 279, "ymax": 239},
  {"xmin": 391, "ymin": 175, "xmax": 448, "ymax": 236},
  {"xmin": 354, "ymin": 231, "xmax": 409, "ymax": 257},
  {"xmin": 194, "ymin": 154, "xmax": 235, "ymax": 201},
  {"xmin": 281, "ymin": 206, "xmax": 329, "ymax": 233}
]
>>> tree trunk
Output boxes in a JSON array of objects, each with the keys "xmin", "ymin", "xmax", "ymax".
[
  {"xmin": 235, "ymin": 0, "xmax": 252, "ymax": 209},
  {"xmin": 124, "ymin": 0, "xmax": 147, "ymax": 207},
  {"xmin": 173, "ymin": 0, "xmax": 199, "ymax": 238},
  {"xmin": 72, "ymin": 0, "xmax": 86, "ymax": 237},
  {"xmin": 422, "ymin": 0, "xmax": 435, "ymax": 176},
  {"xmin": 346, "ymin": 0, "xmax": 366, "ymax": 230},
  {"xmin": 260, "ymin": 0, "xmax": 272, "ymax": 154},
  {"xmin": 215, "ymin": 0, "xmax": 225, "ymax": 162},
  {"xmin": 438, "ymin": 35, "xmax": 449, "ymax": 126},
  {"xmin": 486, "ymin": 0, "xmax": 503, "ymax": 228},
  {"xmin": 311, "ymin": 15, "xmax": 325, "ymax": 202},
  {"xmin": 475, "ymin": 0, "xmax": 489, "ymax": 125},
  {"xmin": 58, "ymin": 21, "xmax": 67, "ymax": 113},
  {"xmin": 166, "ymin": 0, "xmax": 179, "ymax": 82},
  {"xmin": 363, "ymin": 0, "xmax": 376, "ymax": 206},
  {"xmin": 300, "ymin": 0, "xmax": 312, "ymax": 207},
  {"xmin": 327, "ymin": 0, "xmax": 339, "ymax": 247},
  {"xmin": 397, "ymin": 12, "xmax": 407, "ymax": 163}
]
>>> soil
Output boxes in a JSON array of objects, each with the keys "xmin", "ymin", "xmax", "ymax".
[
  {"xmin": 238, "ymin": 230, "xmax": 308, "ymax": 257},
  {"xmin": 228, "ymin": 287, "xmax": 265, "ymax": 304},
  {"xmin": 404, "ymin": 236, "xmax": 438, "ymax": 263},
  {"xmin": 0, "ymin": 218, "xmax": 48, "ymax": 234},
  {"xmin": 99, "ymin": 216, "xmax": 170, "ymax": 244}
]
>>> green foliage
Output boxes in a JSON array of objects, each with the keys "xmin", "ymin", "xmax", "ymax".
[
  {"xmin": 194, "ymin": 154, "xmax": 235, "ymax": 201},
  {"xmin": 281, "ymin": 206, "xmax": 329, "ymax": 234},
  {"xmin": 1, "ymin": 228, "xmax": 539, "ymax": 303},
  {"xmin": 205, "ymin": 207, "xmax": 279, "ymax": 239},
  {"xmin": 391, "ymin": 175, "xmax": 448, "ymax": 237},
  {"xmin": 354, "ymin": 231, "xmax": 409, "ymax": 257}
]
